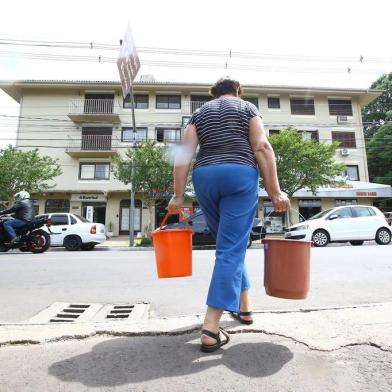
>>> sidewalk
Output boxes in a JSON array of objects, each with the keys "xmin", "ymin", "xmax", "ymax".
[{"xmin": 0, "ymin": 303, "xmax": 391, "ymax": 391}]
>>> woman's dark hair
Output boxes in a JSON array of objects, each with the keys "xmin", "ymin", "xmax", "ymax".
[{"xmin": 210, "ymin": 78, "xmax": 242, "ymax": 98}]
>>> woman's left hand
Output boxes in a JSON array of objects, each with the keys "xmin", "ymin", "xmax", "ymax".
[{"xmin": 167, "ymin": 195, "xmax": 185, "ymax": 214}]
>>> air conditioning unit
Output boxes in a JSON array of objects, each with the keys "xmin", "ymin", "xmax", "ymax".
[
  {"xmin": 340, "ymin": 148, "xmax": 350, "ymax": 156},
  {"xmin": 337, "ymin": 115, "xmax": 348, "ymax": 123}
]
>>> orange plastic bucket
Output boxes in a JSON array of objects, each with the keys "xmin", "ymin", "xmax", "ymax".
[
  {"xmin": 151, "ymin": 211, "xmax": 193, "ymax": 278},
  {"xmin": 263, "ymin": 239, "xmax": 311, "ymax": 299}
]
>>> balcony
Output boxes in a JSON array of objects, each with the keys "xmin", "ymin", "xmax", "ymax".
[
  {"xmin": 66, "ymin": 134, "xmax": 119, "ymax": 157},
  {"xmin": 182, "ymin": 100, "xmax": 210, "ymax": 114},
  {"xmin": 68, "ymin": 99, "xmax": 121, "ymax": 123}
]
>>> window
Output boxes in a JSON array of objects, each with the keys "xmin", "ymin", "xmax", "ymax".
[
  {"xmin": 268, "ymin": 97, "xmax": 280, "ymax": 109},
  {"xmin": 32, "ymin": 199, "xmax": 39, "ymax": 215},
  {"xmin": 298, "ymin": 130, "xmax": 319, "ymax": 141},
  {"xmin": 70, "ymin": 215, "xmax": 78, "ymax": 225},
  {"xmin": 45, "ymin": 200, "xmax": 70, "ymax": 214},
  {"xmin": 182, "ymin": 116, "xmax": 191, "ymax": 127},
  {"xmin": 79, "ymin": 163, "xmax": 110, "ymax": 180},
  {"xmin": 51, "ymin": 214, "xmax": 69, "ymax": 226},
  {"xmin": 353, "ymin": 207, "xmax": 376, "ymax": 217},
  {"xmin": 290, "ymin": 98, "xmax": 315, "ymax": 115},
  {"xmin": 123, "ymin": 94, "xmax": 149, "ymax": 109},
  {"xmin": 336, "ymin": 199, "xmax": 357, "ymax": 206},
  {"xmin": 299, "ymin": 199, "xmax": 322, "ymax": 221},
  {"xmin": 335, "ymin": 207, "xmax": 353, "ymax": 219},
  {"xmin": 328, "ymin": 99, "xmax": 353, "ymax": 116},
  {"xmin": 156, "ymin": 95, "xmax": 181, "ymax": 109},
  {"xmin": 243, "ymin": 96, "xmax": 259, "ymax": 108},
  {"xmin": 121, "ymin": 127, "xmax": 148, "ymax": 142},
  {"xmin": 269, "ymin": 129, "xmax": 280, "ymax": 136},
  {"xmin": 332, "ymin": 132, "xmax": 356, "ymax": 148},
  {"xmin": 156, "ymin": 128, "xmax": 181, "ymax": 142},
  {"xmin": 341, "ymin": 165, "xmax": 359, "ymax": 181}
]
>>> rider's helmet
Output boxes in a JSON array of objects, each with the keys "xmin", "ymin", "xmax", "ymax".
[{"xmin": 14, "ymin": 190, "xmax": 30, "ymax": 201}]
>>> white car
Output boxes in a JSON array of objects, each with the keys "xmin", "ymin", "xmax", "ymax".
[
  {"xmin": 38, "ymin": 213, "xmax": 106, "ymax": 251},
  {"xmin": 285, "ymin": 205, "xmax": 391, "ymax": 247}
]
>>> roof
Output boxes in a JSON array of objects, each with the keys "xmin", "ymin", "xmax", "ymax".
[{"xmin": 0, "ymin": 79, "xmax": 383, "ymax": 106}]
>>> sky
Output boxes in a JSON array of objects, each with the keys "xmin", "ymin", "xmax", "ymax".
[{"xmin": 1, "ymin": 0, "xmax": 392, "ymax": 147}]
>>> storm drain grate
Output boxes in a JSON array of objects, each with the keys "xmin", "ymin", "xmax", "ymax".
[
  {"xmin": 49, "ymin": 304, "xmax": 90, "ymax": 323},
  {"xmin": 27, "ymin": 302, "xmax": 150, "ymax": 324},
  {"xmin": 106, "ymin": 305, "xmax": 135, "ymax": 319}
]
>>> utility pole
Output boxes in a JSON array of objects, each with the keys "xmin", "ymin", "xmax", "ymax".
[
  {"xmin": 117, "ymin": 25, "xmax": 141, "ymax": 247},
  {"xmin": 128, "ymin": 83, "xmax": 137, "ymax": 247}
]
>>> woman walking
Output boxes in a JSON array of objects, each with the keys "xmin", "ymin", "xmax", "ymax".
[{"xmin": 167, "ymin": 78, "xmax": 290, "ymax": 352}]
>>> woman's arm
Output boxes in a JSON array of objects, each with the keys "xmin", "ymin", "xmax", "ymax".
[
  {"xmin": 249, "ymin": 116, "xmax": 290, "ymax": 212},
  {"xmin": 167, "ymin": 124, "xmax": 199, "ymax": 214}
]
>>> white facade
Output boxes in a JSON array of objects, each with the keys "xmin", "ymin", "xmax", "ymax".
[{"xmin": 0, "ymin": 80, "xmax": 387, "ymax": 235}]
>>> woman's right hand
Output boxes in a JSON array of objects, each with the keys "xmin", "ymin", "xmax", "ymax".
[{"xmin": 271, "ymin": 191, "xmax": 291, "ymax": 213}]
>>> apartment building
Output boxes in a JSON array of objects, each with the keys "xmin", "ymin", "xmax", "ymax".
[{"xmin": 1, "ymin": 79, "xmax": 390, "ymax": 235}]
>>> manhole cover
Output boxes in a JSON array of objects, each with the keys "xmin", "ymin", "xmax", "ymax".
[{"xmin": 27, "ymin": 302, "xmax": 150, "ymax": 324}]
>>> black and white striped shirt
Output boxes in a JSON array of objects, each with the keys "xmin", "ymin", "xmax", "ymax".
[{"xmin": 189, "ymin": 97, "xmax": 261, "ymax": 169}]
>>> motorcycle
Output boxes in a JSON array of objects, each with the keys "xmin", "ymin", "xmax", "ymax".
[{"xmin": 0, "ymin": 215, "xmax": 52, "ymax": 253}]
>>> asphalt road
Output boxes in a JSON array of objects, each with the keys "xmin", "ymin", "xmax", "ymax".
[{"xmin": 0, "ymin": 244, "xmax": 391, "ymax": 323}]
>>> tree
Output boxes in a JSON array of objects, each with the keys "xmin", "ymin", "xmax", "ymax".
[
  {"xmin": 366, "ymin": 123, "xmax": 392, "ymax": 187},
  {"xmin": 0, "ymin": 146, "xmax": 62, "ymax": 204},
  {"xmin": 113, "ymin": 140, "xmax": 175, "ymax": 236},
  {"xmin": 362, "ymin": 73, "xmax": 392, "ymax": 138},
  {"xmin": 267, "ymin": 128, "xmax": 346, "ymax": 198}
]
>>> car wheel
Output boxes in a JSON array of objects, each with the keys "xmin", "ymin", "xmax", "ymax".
[
  {"xmin": 312, "ymin": 229, "xmax": 329, "ymax": 247},
  {"xmin": 375, "ymin": 228, "xmax": 391, "ymax": 245},
  {"xmin": 247, "ymin": 237, "xmax": 252, "ymax": 249},
  {"xmin": 350, "ymin": 241, "xmax": 364, "ymax": 246},
  {"xmin": 81, "ymin": 243, "xmax": 95, "ymax": 251},
  {"xmin": 64, "ymin": 235, "xmax": 82, "ymax": 251}
]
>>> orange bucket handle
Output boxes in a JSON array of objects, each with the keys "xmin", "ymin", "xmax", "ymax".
[{"xmin": 159, "ymin": 210, "xmax": 191, "ymax": 230}]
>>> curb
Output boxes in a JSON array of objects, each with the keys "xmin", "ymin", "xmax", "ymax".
[{"xmin": 1, "ymin": 303, "xmax": 391, "ymax": 352}]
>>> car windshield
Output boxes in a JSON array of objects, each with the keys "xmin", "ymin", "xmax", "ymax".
[
  {"xmin": 74, "ymin": 214, "xmax": 89, "ymax": 223},
  {"xmin": 308, "ymin": 209, "xmax": 333, "ymax": 220}
]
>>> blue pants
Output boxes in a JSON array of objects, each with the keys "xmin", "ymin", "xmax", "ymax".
[
  {"xmin": 3, "ymin": 218, "xmax": 26, "ymax": 240},
  {"xmin": 192, "ymin": 163, "xmax": 259, "ymax": 312}
]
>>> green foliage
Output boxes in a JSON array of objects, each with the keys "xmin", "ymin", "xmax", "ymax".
[
  {"xmin": 366, "ymin": 123, "xmax": 392, "ymax": 186},
  {"xmin": 267, "ymin": 128, "xmax": 346, "ymax": 197},
  {"xmin": 362, "ymin": 73, "xmax": 392, "ymax": 138},
  {"xmin": 113, "ymin": 140, "xmax": 173, "ymax": 200},
  {"xmin": 113, "ymin": 140, "xmax": 174, "ymax": 235},
  {"xmin": 0, "ymin": 146, "xmax": 62, "ymax": 202}
]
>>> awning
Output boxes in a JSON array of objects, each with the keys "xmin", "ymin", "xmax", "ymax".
[{"xmin": 259, "ymin": 181, "xmax": 392, "ymax": 198}]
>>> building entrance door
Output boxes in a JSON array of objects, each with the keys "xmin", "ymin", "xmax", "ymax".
[{"xmin": 82, "ymin": 202, "xmax": 106, "ymax": 224}]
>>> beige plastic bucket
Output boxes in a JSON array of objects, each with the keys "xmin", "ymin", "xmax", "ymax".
[{"xmin": 263, "ymin": 239, "xmax": 311, "ymax": 299}]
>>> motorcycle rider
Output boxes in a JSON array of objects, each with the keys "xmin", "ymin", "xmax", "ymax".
[{"xmin": 0, "ymin": 191, "xmax": 34, "ymax": 244}]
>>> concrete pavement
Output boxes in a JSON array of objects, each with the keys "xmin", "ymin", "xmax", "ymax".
[{"xmin": 0, "ymin": 302, "xmax": 391, "ymax": 391}]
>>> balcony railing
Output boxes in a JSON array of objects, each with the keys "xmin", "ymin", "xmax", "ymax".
[
  {"xmin": 66, "ymin": 135, "xmax": 119, "ymax": 156},
  {"xmin": 69, "ymin": 99, "xmax": 120, "ymax": 115},
  {"xmin": 181, "ymin": 100, "xmax": 210, "ymax": 114}
]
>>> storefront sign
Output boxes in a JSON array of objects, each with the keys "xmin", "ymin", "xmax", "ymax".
[
  {"xmin": 71, "ymin": 194, "xmax": 106, "ymax": 202},
  {"xmin": 356, "ymin": 191, "xmax": 377, "ymax": 197}
]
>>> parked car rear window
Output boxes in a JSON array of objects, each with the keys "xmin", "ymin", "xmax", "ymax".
[
  {"xmin": 70, "ymin": 215, "xmax": 78, "ymax": 225},
  {"xmin": 74, "ymin": 214, "xmax": 89, "ymax": 223},
  {"xmin": 51, "ymin": 214, "xmax": 69, "ymax": 225},
  {"xmin": 353, "ymin": 207, "xmax": 376, "ymax": 217}
]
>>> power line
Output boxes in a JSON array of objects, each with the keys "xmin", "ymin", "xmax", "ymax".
[
  {"xmin": 1, "ymin": 49, "xmax": 391, "ymax": 75},
  {"xmin": 1, "ymin": 38, "xmax": 392, "ymax": 65}
]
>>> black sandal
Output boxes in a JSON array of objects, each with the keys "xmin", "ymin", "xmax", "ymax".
[
  {"xmin": 230, "ymin": 311, "xmax": 254, "ymax": 325},
  {"xmin": 200, "ymin": 327, "xmax": 230, "ymax": 353}
]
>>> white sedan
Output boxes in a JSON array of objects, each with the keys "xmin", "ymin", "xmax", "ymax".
[
  {"xmin": 285, "ymin": 205, "xmax": 391, "ymax": 247},
  {"xmin": 38, "ymin": 213, "xmax": 106, "ymax": 251}
]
